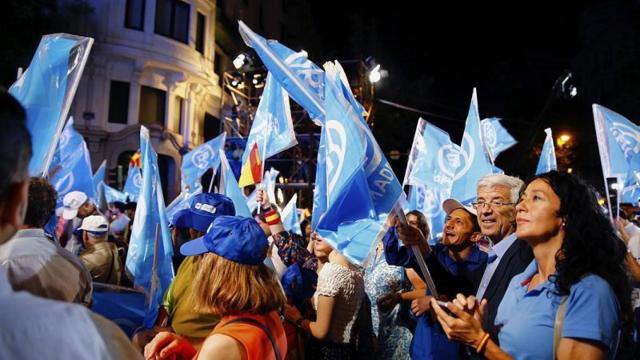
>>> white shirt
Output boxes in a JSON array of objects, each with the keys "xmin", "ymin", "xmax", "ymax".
[
  {"xmin": 0, "ymin": 229, "xmax": 93, "ymax": 304},
  {"xmin": 0, "ymin": 267, "xmax": 141, "ymax": 359},
  {"xmin": 475, "ymin": 232, "xmax": 518, "ymax": 299}
]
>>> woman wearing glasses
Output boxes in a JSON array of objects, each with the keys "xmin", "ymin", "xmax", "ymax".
[{"xmin": 432, "ymin": 171, "xmax": 632, "ymax": 359}]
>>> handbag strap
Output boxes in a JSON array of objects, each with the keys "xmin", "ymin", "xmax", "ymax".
[
  {"xmin": 224, "ymin": 317, "xmax": 283, "ymax": 360},
  {"xmin": 553, "ymin": 296, "xmax": 569, "ymax": 359}
]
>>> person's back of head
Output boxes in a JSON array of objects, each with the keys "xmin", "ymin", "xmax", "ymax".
[
  {"xmin": 0, "ymin": 89, "xmax": 32, "ymax": 244},
  {"xmin": 23, "ymin": 178, "xmax": 57, "ymax": 229}
]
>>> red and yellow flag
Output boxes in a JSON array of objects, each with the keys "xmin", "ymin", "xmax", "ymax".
[
  {"xmin": 238, "ymin": 143, "xmax": 263, "ymax": 187},
  {"xmin": 129, "ymin": 149, "xmax": 141, "ymax": 168}
]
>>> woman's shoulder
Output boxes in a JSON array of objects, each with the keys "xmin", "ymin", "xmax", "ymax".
[
  {"xmin": 200, "ymin": 333, "xmax": 245, "ymax": 360},
  {"xmin": 566, "ymin": 274, "xmax": 618, "ymax": 312}
]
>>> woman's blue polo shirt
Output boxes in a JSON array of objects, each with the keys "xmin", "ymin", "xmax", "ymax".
[{"xmin": 495, "ymin": 260, "xmax": 620, "ymax": 360}]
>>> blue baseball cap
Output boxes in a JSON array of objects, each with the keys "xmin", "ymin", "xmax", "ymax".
[
  {"xmin": 173, "ymin": 193, "xmax": 235, "ymax": 232},
  {"xmin": 180, "ymin": 216, "xmax": 269, "ymax": 265},
  {"xmin": 281, "ymin": 263, "xmax": 318, "ymax": 305}
]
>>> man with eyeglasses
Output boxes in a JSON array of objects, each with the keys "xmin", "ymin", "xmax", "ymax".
[{"xmin": 469, "ymin": 174, "xmax": 533, "ymax": 344}]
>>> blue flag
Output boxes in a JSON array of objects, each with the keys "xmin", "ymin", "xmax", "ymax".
[
  {"xmin": 535, "ymin": 128, "xmax": 558, "ymax": 175},
  {"xmin": 406, "ymin": 184, "xmax": 448, "ymax": 244},
  {"xmin": 93, "ymin": 160, "xmax": 106, "ymax": 205},
  {"xmin": 281, "ymin": 194, "xmax": 302, "ymax": 235},
  {"xmin": 451, "ymin": 89, "xmax": 495, "ymax": 204},
  {"xmin": 10, "ymin": 34, "xmax": 93, "ymax": 176},
  {"xmin": 49, "ymin": 118, "xmax": 96, "ymax": 206},
  {"xmin": 311, "ymin": 129, "xmax": 327, "ymax": 229},
  {"xmin": 243, "ymin": 74, "xmax": 297, "ymax": 165},
  {"xmin": 220, "ymin": 150, "xmax": 253, "ymax": 218},
  {"xmin": 91, "ymin": 288, "xmax": 146, "ymax": 338},
  {"xmin": 331, "ymin": 61, "xmax": 402, "ymax": 215},
  {"xmin": 405, "ymin": 119, "xmax": 457, "ymax": 243},
  {"xmin": 315, "ymin": 64, "xmax": 379, "ymax": 265},
  {"xmin": 181, "ymin": 133, "xmax": 226, "ymax": 192},
  {"xmin": 238, "ymin": 21, "xmax": 325, "ymax": 123},
  {"xmin": 593, "ymin": 104, "xmax": 640, "ymax": 186},
  {"xmin": 481, "ymin": 118, "xmax": 517, "ymax": 162},
  {"xmin": 102, "ymin": 182, "xmax": 129, "ymax": 204},
  {"xmin": 126, "ymin": 126, "xmax": 174, "ymax": 329},
  {"xmin": 123, "ymin": 165, "xmax": 142, "ymax": 202}
]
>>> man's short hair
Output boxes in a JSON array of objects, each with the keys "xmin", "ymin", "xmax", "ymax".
[
  {"xmin": 476, "ymin": 174, "xmax": 524, "ymax": 204},
  {"xmin": 0, "ymin": 89, "xmax": 32, "ymax": 204},
  {"xmin": 24, "ymin": 178, "xmax": 57, "ymax": 228}
]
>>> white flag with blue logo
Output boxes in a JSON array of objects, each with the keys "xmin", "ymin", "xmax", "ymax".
[
  {"xmin": 10, "ymin": 34, "xmax": 93, "ymax": 177},
  {"xmin": 126, "ymin": 126, "xmax": 174, "ymax": 329},
  {"xmin": 181, "ymin": 133, "xmax": 226, "ymax": 192},
  {"xmin": 481, "ymin": 117, "xmax": 517, "ymax": 162},
  {"xmin": 220, "ymin": 150, "xmax": 253, "ymax": 218},
  {"xmin": 451, "ymin": 89, "xmax": 495, "ymax": 204},
  {"xmin": 238, "ymin": 21, "xmax": 325, "ymax": 123},
  {"xmin": 535, "ymin": 128, "xmax": 558, "ymax": 175},
  {"xmin": 48, "ymin": 118, "xmax": 95, "ymax": 206}
]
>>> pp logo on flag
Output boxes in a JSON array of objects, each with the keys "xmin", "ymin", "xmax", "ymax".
[
  {"xmin": 54, "ymin": 172, "xmax": 75, "ymax": 195},
  {"xmin": 481, "ymin": 121, "xmax": 497, "ymax": 149},
  {"xmin": 437, "ymin": 134, "xmax": 474, "ymax": 181},
  {"xmin": 612, "ymin": 122, "xmax": 640, "ymax": 157},
  {"xmin": 59, "ymin": 130, "xmax": 71, "ymax": 149},
  {"xmin": 415, "ymin": 186, "xmax": 442, "ymax": 218},
  {"xmin": 133, "ymin": 171, "xmax": 143, "ymax": 188},
  {"xmin": 285, "ymin": 51, "xmax": 324, "ymax": 98},
  {"xmin": 192, "ymin": 145, "xmax": 215, "ymax": 170},
  {"xmin": 325, "ymin": 120, "xmax": 347, "ymax": 194}
]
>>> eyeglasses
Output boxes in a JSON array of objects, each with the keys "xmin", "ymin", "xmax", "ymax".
[{"xmin": 471, "ymin": 200, "xmax": 514, "ymax": 210}]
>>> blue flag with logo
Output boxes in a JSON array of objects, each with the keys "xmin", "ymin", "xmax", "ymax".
[
  {"xmin": 281, "ymin": 193, "xmax": 302, "ymax": 235},
  {"xmin": 406, "ymin": 184, "xmax": 448, "ymax": 243},
  {"xmin": 404, "ymin": 119, "xmax": 457, "ymax": 242},
  {"xmin": 315, "ymin": 64, "xmax": 380, "ymax": 265},
  {"xmin": 451, "ymin": 89, "xmax": 495, "ymax": 204},
  {"xmin": 481, "ymin": 117, "xmax": 517, "ymax": 162},
  {"xmin": 238, "ymin": 21, "xmax": 325, "ymax": 123},
  {"xmin": 331, "ymin": 61, "xmax": 403, "ymax": 216},
  {"xmin": 593, "ymin": 104, "xmax": 640, "ymax": 186},
  {"xmin": 123, "ymin": 165, "xmax": 142, "ymax": 202},
  {"xmin": 10, "ymin": 34, "xmax": 93, "ymax": 176},
  {"xmin": 220, "ymin": 150, "xmax": 253, "ymax": 218},
  {"xmin": 243, "ymin": 74, "xmax": 297, "ymax": 165},
  {"xmin": 126, "ymin": 126, "xmax": 174, "ymax": 329},
  {"xmin": 181, "ymin": 133, "xmax": 226, "ymax": 192},
  {"xmin": 535, "ymin": 128, "xmax": 558, "ymax": 175},
  {"xmin": 49, "ymin": 118, "xmax": 96, "ymax": 206}
]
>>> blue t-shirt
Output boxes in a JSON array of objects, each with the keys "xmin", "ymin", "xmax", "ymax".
[{"xmin": 495, "ymin": 260, "xmax": 620, "ymax": 360}]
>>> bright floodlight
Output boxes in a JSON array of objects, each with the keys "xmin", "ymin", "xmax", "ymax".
[
  {"xmin": 233, "ymin": 54, "xmax": 246, "ymax": 70},
  {"xmin": 569, "ymin": 86, "xmax": 578, "ymax": 98},
  {"xmin": 369, "ymin": 64, "xmax": 381, "ymax": 83}
]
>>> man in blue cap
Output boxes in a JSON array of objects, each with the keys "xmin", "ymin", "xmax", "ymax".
[{"xmin": 133, "ymin": 192, "xmax": 235, "ymax": 351}]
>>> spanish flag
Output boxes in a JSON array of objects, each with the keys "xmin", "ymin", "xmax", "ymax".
[
  {"xmin": 129, "ymin": 149, "xmax": 141, "ymax": 168},
  {"xmin": 238, "ymin": 143, "xmax": 263, "ymax": 187}
]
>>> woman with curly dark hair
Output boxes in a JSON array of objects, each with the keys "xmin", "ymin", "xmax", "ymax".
[{"xmin": 431, "ymin": 171, "xmax": 632, "ymax": 359}]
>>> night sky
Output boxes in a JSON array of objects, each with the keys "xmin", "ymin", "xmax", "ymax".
[{"xmin": 303, "ymin": 0, "xmax": 639, "ymax": 190}]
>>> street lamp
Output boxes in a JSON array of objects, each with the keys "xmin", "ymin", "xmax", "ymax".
[
  {"xmin": 556, "ymin": 133, "xmax": 571, "ymax": 147},
  {"xmin": 369, "ymin": 64, "xmax": 382, "ymax": 83}
]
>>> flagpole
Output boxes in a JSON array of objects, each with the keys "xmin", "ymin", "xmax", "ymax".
[
  {"xmin": 393, "ymin": 201, "xmax": 439, "ymax": 298},
  {"xmin": 258, "ymin": 123, "xmax": 270, "ymax": 215}
]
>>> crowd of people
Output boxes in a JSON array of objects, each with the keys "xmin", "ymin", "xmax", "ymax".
[{"xmin": 1, "ymin": 86, "xmax": 640, "ymax": 360}]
